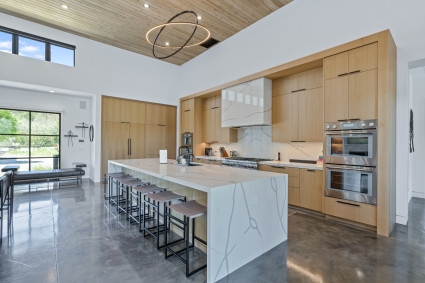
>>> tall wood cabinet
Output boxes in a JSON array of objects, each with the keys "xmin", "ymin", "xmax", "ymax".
[
  {"xmin": 101, "ymin": 96, "xmax": 176, "ymax": 178},
  {"xmin": 202, "ymin": 95, "xmax": 237, "ymax": 144},
  {"xmin": 272, "ymin": 67, "xmax": 323, "ymax": 142},
  {"xmin": 324, "ymin": 43, "xmax": 378, "ymax": 122}
]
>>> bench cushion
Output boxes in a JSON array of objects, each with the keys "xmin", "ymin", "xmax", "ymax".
[{"xmin": 14, "ymin": 168, "xmax": 85, "ymax": 181}]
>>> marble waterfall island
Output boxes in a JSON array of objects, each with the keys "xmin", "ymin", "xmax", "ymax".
[{"xmin": 108, "ymin": 158, "xmax": 288, "ymax": 282}]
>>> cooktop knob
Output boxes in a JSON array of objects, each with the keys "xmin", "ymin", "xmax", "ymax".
[
  {"xmin": 326, "ymin": 125, "xmax": 330, "ymax": 129},
  {"xmin": 360, "ymin": 122, "xmax": 366, "ymax": 127},
  {"xmin": 369, "ymin": 122, "xmax": 375, "ymax": 127},
  {"xmin": 332, "ymin": 125, "xmax": 338, "ymax": 129}
]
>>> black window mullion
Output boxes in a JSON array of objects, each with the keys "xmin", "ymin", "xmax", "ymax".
[
  {"xmin": 29, "ymin": 111, "xmax": 32, "ymax": 171},
  {"xmin": 12, "ymin": 33, "xmax": 18, "ymax": 54},
  {"xmin": 46, "ymin": 42, "xmax": 51, "ymax": 61}
]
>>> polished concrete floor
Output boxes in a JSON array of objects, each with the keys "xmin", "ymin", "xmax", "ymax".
[{"xmin": 1, "ymin": 181, "xmax": 425, "ymax": 283}]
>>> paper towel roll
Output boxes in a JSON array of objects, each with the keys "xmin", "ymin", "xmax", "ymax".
[{"xmin": 159, "ymin": 150, "xmax": 167, "ymax": 164}]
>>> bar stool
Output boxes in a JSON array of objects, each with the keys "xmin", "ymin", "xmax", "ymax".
[
  {"xmin": 119, "ymin": 178, "xmax": 149, "ymax": 219},
  {"xmin": 164, "ymin": 200, "xmax": 207, "ymax": 277},
  {"xmin": 143, "ymin": 191, "xmax": 186, "ymax": 249},
  {"xmin": 105, "ymin": 172, "xmax": 127, "ymax": 201},
  {"xmin": 128, "ymin": 185, "xmax": 165, "ymax": 231},
  {"xmin": 111, "ymin": 175, "xmax": 137, "ymax": 207}
]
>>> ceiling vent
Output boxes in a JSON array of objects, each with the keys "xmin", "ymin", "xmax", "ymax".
[{"xmin": 200, "ymin": 37, "xmax": 220, "ymax": 49}]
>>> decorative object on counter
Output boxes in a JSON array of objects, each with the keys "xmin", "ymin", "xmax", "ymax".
[
  {"xmin": 89, "ymin": 125, "xmax": 94, "ymax": 142},
  {"xmin": 64, "ymin": 130, "xmax": 78, "ymax": 147},
  {"xmin": 159, "ymin": 150, "xmax": 168, "ymax": 164},
  {"xmin": 219, "ymin": 147, "xmax": 229, "ymax": 157},
  {"xmin": 229, "ymin": 150, "xmax": 237, "ymax": 158},
  {"xmin": 410, "ymin": 109, "xmax": 414, "ymax": 153},
  {"xmin": 146, "ymin": 11, "xmax": 210, "ymax": 60},
  {"xmin": 205, "ymin": 147, "xmax": 212, "ymax": 156},
  {"xmin": 317, "ymin": 156, "xmax": 323, "ymax": 165},
  {"xmin": 75, "ymin": 122, "xmax": 89, "ymax": 138},
  {"xmin": 277, "ymin": 152, "xmax": 281, "ymax": 161}
]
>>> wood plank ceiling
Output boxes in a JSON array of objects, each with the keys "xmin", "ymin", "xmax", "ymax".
[{"xmin": 0, "ymin": 0, "xmax": 293, "ymax": 65}]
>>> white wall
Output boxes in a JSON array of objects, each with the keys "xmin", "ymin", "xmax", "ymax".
[
  {"xmin": 410, "ymin": 67, "xmax": 425, "ymax": 199},
  {"xmin": 0, "ymin": 12, "xmax": 182, "ymax": 182},
  {"xmin": 179, "ymin": 0, "xmax": 425, "ymax": 224},
  {"xmin": 0, "ymin": 86, "xmax": 92, "ymax": 178}
]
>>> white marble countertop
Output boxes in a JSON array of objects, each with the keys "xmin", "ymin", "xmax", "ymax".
[
  {"xmin": 194, "ymin": 156, "xmax": 227, "ymax": 161},
  {"xmin": 109, "ymin": 158, "xmax": 284, "ymax": 193},
  {"xmin": 259, "ymin": 160, "xmax": 323, "ymax": 170}
]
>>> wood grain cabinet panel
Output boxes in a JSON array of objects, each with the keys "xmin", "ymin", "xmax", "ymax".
[
  {"xmin": 323, "ymin": 196, "xmax": 377, "ymax": 226},
  {"xmin": 272, "ymin": 74, "xmax": 298, "ymax": 96},
  {"xmin": 181, "ymin": 99, "xmax": 194, "ymax": 133},
  {"xmin": 102, "ymin": 96, "xmax": 126, "ymax": 122},
  {"xmin": 348, "ymin": 43, "xmax": 378, "ymax": 73},
  {"xmin": 101, "ymin": 121, "xmax": 129, "ymax": 178},
  {"xmin": 324, "ymin": 52, "xmax": 349, "ymax": 80},
  {"xmin": 298, "ymin": 67, "xmax": 323, "ymax": 90},
  {"xmin": 348, "ymin": 69, "xmax": 378, "ymax": 120},
  {"xmin": 125, "ymin": 100, "xmax": 146, "ymax": 124},
  {"xmin": 324, "ymin": 76, "xmax": 349, "ymax": 122},
  {"xmin": 288, "ymin": 187, "xmax": 300, "ymax": 206},
  {"xmin": 298, "ymin": 88, "xmax": 324, "ymax": 142},
  {"xmin": 299, "ymin": 169, "xmax": 323, "ymax": 212},
  {"xmin": 129, "ymin": 123, "xmax": 146, "ymax": 159},
  {"xmin": 272, "ymin": 93, "xmax": 299, "ymax": 142}
]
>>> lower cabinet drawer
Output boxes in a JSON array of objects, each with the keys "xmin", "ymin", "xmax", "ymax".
[
  {"xmin": 288, "ymin": 187, "xmax": 300, "ymax": 206},
  {"xmin": 207, "ymin": 159, "xmax": 222, "ymax": 166},
  {"xmin": 194, "ymin": 158, "xmax": 206, "ymax": 164},
  {"xmin": 323, "ymin": 196, "xmax": 377, "ymax": 226},
  {"xmin": 258, "ymin": 165, "xmax": 300, "ymax": 187}
]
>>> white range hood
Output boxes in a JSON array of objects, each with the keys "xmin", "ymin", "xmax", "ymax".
[{"xmin": 221, "ymin": 78, "xmax": 272, "ymax": 127}]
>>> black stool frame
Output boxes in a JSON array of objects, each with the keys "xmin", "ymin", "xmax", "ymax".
[{"xmin": 164, "ymin": 210, "xmax": 207, "ymax": 277}]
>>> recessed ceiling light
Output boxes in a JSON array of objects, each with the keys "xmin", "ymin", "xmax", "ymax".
[
  {"xmin": 165, "ymin": 42, "xmax": 170, "ymax": 46},
  {"xmin": 197, "ymin": 15, "xmax": 202, "ymax": 20},
  {"xmin": 61, "ymin": 4, "xmax": 68, "ymax": 10},
  {"xmin": 144, "ymin": 3, "xmax": 150, "ymax": 8},
  {"xmin": 49, "ymin": 90, "xmax": 55, "ymax": 93}
]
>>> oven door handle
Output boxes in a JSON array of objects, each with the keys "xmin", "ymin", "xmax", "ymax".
[
  {"xmin": 326, "ymin": 166, "xmax": 374, "ymax": 172},
  {"xmin": 326, "ymin": 131, "xmax": 374, "ymax": 135}
]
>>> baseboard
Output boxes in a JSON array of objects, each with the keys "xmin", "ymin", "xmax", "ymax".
[{"xmin": 396, "ymin": 215, "xmax": 408, "ymax": 225}]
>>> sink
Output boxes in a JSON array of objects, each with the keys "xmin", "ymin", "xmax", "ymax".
[{"xmin": 176, "ymin": 162, "xmax": 204, "ymax": 167}]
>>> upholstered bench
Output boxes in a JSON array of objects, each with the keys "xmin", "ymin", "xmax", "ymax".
[{"xmin": 14, "ymin": 168, "xmax": 85, "ymax": 186}]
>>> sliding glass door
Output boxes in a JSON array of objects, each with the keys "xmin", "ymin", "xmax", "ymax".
[{"xmin": 0, "ymin": 108, "xmax": 60, "ymax": 171}]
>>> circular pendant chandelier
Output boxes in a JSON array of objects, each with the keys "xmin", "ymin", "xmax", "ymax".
[{"xmin": 146, "ymin": 10, "xmax": 211, "ymax": 59}]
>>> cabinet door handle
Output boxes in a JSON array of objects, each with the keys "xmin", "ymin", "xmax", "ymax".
[
  {"xmin": 291, "ymin": 88, "xmax": 307, "ymax": 93},
  {"xmin": 338, "ymin": 73, "xmax": 349, "ymax": 77},
  {"xmin": 290, "ymin": 141, "xmax": 306, "ymax": 143},
  {"xmin": 211, "ymin": 106, "xmax": 219, "ymax": 109},
  {"xmin": 349, "ymin": 70, "xmax": 361, "ymax": 74},
  {"xmin": 128, "ymin": 139, "xmax": 130, "ymax": 156},
  {"xmin": 271, "ymin": 166, "xmax": 286, "ymax": 169},
  {"xmin": 307, "ymin": 169, "xmax": 316, "ymax": 172},
  {"xmin": 130, "ymin": 139, "xmax": 132, "ymax": 156},
  {"xmin": 184, "ymin": 110, "xmax": 191, "ymax": 112},
  {"xmin": 158, "ymin": 124, "xmax": 166, "ymax": 126},
  {"xmin": 337, "ymin": 200, "xmax": 360, "ymax": 207}
]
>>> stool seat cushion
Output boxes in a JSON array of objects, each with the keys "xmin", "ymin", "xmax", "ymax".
[
  {"xmin": 121, "ymin": 179, "xmax": 148, "ymax": 186},
  {"xmin": 147, "ymin": 191, "xmax": 184, "ymax": 203},
  {"xmin": 108, "ymin": 172, "xmax": 126, "ymax": 177},
  {"xmin": 169, "ymin": 200, "xmax": 207, "ymax": 219},
  {"xmin": 133, "ymin": 185, "xmax": 164, "ymax": 194}
]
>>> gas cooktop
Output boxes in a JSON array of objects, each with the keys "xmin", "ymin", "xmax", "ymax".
[
  {"xmin": 225, "ymin": 157, "xmax": 273, "ymax": 162},
  {"xmin": 222, "ymin": 157, "xmax": 273, "ymax": 170}
]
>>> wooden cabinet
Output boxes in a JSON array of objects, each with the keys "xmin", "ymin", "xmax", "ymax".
[
  {"xmin": 101, "ymin": 96, "xmax": 177, "ymax": 178},
  {"xmin": 299, "ymin": 169, "xmax": 323, "ymax": 212},
  {"xmin": 181, "ymin": 99, "xmax": 194, "ymax": 133},
  {"xmin": 194, "ymin": 158, "xmax": 222, "ymax": 166},
  {"xmin": 273, "ymin": 67, "xmax": 323, "ymax": 96},
  {"xmin": 324, "ymin": 43, "xmax": 377, "ymax": 80},
  {"xmin": 323, "ymin": 196, "xmax": 377, "ymax": 226},
  {"xmin": 272, "ymin": 93, "xmax": 299, "ymax": 142},
  {"xmin": 324, "ymin": 43, "xmax": 378, "ymax": 121},
  {"xmin": 298, "ymin": 88, "xmax": 324, "ymax": 141},
  {"xmin": 272, "ymin": 68, "xmax": 323, "ymax": 142},
  {"xmin": 202, "ymin": 95, "xmax": 237, "ymax": 144}
]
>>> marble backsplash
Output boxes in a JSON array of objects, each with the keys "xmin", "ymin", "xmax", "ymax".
[{"xmin": 209, "ymin": 126, "xmax": 323, "ymax": 161}]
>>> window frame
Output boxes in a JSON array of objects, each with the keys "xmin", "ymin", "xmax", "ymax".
[
  {"xmin": 0, "ymin": 108, "xmax": 62, "ymax": 171},
  {"xmin": 0, "ymin": 26, "xmax": 75, "ymax": 66}
]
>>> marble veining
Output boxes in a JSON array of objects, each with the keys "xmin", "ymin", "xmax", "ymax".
[{"xmin": 209, "ymin": 126, "xmax": 323, "ymax": 161}]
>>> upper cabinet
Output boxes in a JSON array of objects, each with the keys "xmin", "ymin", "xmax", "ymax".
[
  {"xmin": 146, "ymin": 103, "xmax": 176, "ymax": 126},
  {"xmin": 272, "ymin": 67, "xmax": 323, "ymax": 142},
  {"xmin": 202, "ymin": 95, "xmax": 237, "ymax": 144},
  {"xmin": 181, "ymin": 99, "xmax": 195, "ymax": 133},
  {"xmin": 324, "ymin": 43, "xmax": 378, "ymax": 122},
  {"xmin": 102, "ymin": 96, "xmax": 147, "ymax": 124}
]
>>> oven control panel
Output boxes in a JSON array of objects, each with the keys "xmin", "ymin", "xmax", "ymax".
[{"xmin": 325, "ymin": 119, "xmax": 377, "ymax": 131}]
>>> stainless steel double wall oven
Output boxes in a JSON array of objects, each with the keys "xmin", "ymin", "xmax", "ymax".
[{"xmin": 324, "ymin": 120, "xmax": 377, "ymax": 205}]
